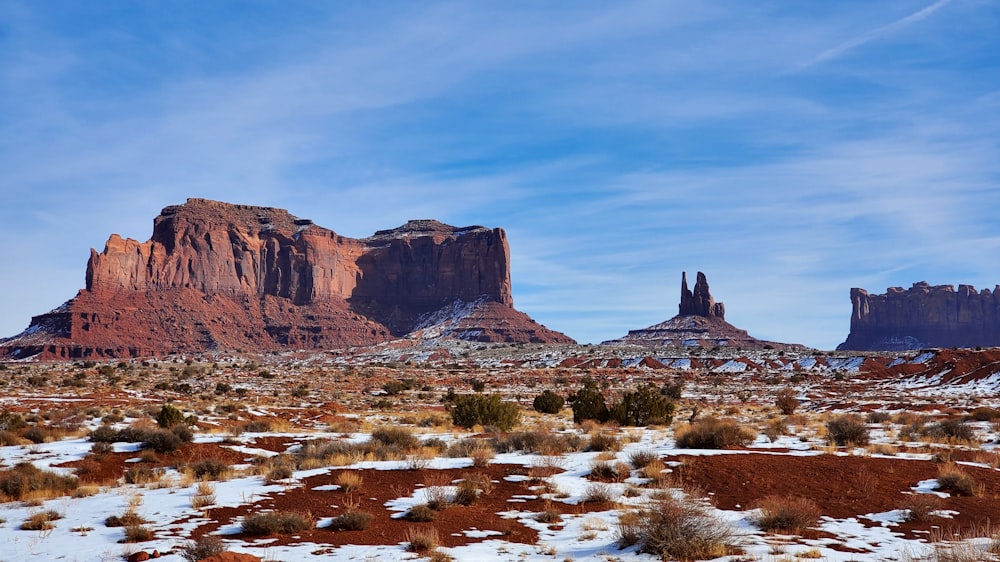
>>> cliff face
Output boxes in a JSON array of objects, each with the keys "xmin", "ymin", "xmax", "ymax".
[
  {"xmin": 604, "ymin": 271, "xmax": 802, "ymax": 350},
  {"xmin": 838, "ymin": 282, "xmax": 1000, "ymax": 351},
  {"xmin": 2, "ymin": 198, "xmax": 570, "ymax": 359}
]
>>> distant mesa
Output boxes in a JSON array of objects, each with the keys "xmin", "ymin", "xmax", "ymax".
[
  {"xmin": 838, "ymin": 281, "xmax": 1000, "ymax": 351},
  {"xmin": 604, "ymin": 271, "xmax": 803, "ymax": 350},
  {"xmin": 1, "ymin": 198, "xmax": 573, "ymax": 360}
]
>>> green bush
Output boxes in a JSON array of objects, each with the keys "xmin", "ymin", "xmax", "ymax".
[
  {"xmin": 449, "ymin": 393, "xmax": 520, "ymax": 431},
  {"xmin": 568, "ymin": 379, "xmax": 609, "ymax": 424},
  {"xmin": 156, "ymin": 404, "xmax": 185, "ymax": 429},
  {"xmin": 532, "ymin": 390, "xmax": 565, "ymax": 414},
  {"xmin": 609, "ymin": 384, "xmax": 674, "ymax": 426}
]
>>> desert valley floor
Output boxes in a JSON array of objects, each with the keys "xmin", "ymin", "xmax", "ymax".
[{"xmin": 3, "ymin": 342, "xmax": 1000, "ymax": 561}]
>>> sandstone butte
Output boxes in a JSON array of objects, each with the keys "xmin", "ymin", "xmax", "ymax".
[
  {"xmin": 838, "ymin": 281, "xmax": 1000, "ymax": 351},
  {"xmin": 0, "ymin": 198, "xmax": 573, "ymax": 360},
  {"xmin": 603, "ymin": 271, "xmax": 804, "ymax": 350}
]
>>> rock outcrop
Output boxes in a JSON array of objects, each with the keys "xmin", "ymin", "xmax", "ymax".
[
  {"xmin": 838, "ymin": 282, "xmax": 1000, "ymax": 351},
  {"xmin": 1, "ymin": 198, "xmax": 572, "ymax": 359},
  {"xmin": 604, "ymin": 271, "xmax": 802, "ymax": 349}
]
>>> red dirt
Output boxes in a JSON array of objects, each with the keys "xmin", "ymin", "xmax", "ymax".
[{"xmin": 667, "ymin": 452, "xmax": 1000, "ymax": 539}]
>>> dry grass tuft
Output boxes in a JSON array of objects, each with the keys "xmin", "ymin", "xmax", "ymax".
[
  {"xmin": 336, "ymin": 471, "xmax": 363, "ymax": 492},
  {"xmin": 405, "ymin": 526, "xmax": 440, "ymax": 552},
  {"xmin": 936, "ymin": 463, "xmax": 980, "ymax": 497},
  {"xmin": 752, "ymin": 496, "xmax": 821, "ymax": 533},
  {"xmin": 241, "ymin": 510, "xmax": 314, "ymax": 536}
]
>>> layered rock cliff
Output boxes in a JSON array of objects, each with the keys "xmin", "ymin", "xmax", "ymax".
[
  {"xmin": 604, "ymin": 271, "xmax": 802, "ymax": 349},
  {"xmin": 1, "ymin": 198, "xmax": 571, "ymax": 359},
  {"xmin": 838, "ymin": 282, "xmax": 1000, "ymax": 351}
]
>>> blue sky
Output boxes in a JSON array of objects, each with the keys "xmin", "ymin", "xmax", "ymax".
[{"xmin": 1, "ymin": 1, "xmax": 997, "ymax": 349}]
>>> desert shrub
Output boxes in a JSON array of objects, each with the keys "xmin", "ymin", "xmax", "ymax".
[
  {"xmin": 105, "ymin": 511, "xmax": 147, "ymax": 527},
  {"xmin": 0, "ymin": 462, "xmax": 79, "ymax": 500},
  {"xmin": 641, "ymin": 458, "xmax": 667, "ymax": 482},
  {"xmin": 90, "ymin": 442, "xmax": 114, "ymax": 457},
  {"xmin": 452, "ymin": 473, "xmax": 492, "ymax": 506},
  {"xmin": 0, "ymin": 430, "xmax": 22, "ymax": 446},
  {"xmin": 22, "ymin": 425, "xmax": 50, "ymax": 444},
  {"xmin": 20, "ymin": 510, "xmax": 62, "ymax": 530},
  {"xmin": 899, "ymin": 494, "xmax": 943, "ymax": 522},
  {"xmin": 590, "ymin": 460, "xmax": 631, "ymax": 482},
  {"xmin": 327, "ymin": 509, "xmax": 373, "ymax": 531},
  {"xmin": 88, "ymin": 424, "xmax": 120, "ymax": 443},
  {"xmin": 967, "ymin": 407, "xmax": 1000, "ymax": 421},
  {"xmin": 405, "ymin": 526, "xmax": 440, "ymax": 552},
  {"xmin": 825, "ymin": 415, "xmax": 870, "ymax": 446},
  {"xmin": 752, "ymin": 496, "xmax": 821, "ymax": 532},
  {"xmin": 865, "ymin": 411, "xmax": 892, "ymax": 424},
  {"xmin": 628, "ymin": 449, "xmax": 659, "ymax": 469},
  {"xmin": 922, "ymin": 419, "xmax": 977, "ymax": 443},
  {"xmin": 123, "ymin": 524, "xmax": 154, "ymax": 542},
  {"xmin": 191, "ymin": 458, "xmax": 232, "ymax": 480},
  {"xmin": 937, "ymin": 463, "xmax": 979, "ymax": 496},
  {"xmin": 676, "ymin": 418, "xmax": 756, "ymax": 449},
  {"xmin": 535, "ymin": 506, "xmax": 562, "ymax": 523},
  {"xmin": 266, "ymin": 464, "xmax": 294, "ymax": 483},
  {"xmin": 171, "ymin": 423, "xmax": 194, "ymax": 443},
  {"xmin": 181, "ymin": 535, "xmax": 225, "ymax": 562},
  {"xmin": 470, "ymin": 445, "xmax": 496, "ymax": 467},
  {"xmin": 582, "ymin": 483, "xmax": 615, "ymax": 503},
  {"xmin": 191, "ymin": 481, "xmax": 216, "ymax": 509},
  {"xmin": 156, "ymin": 404, "xmax": 185, "ymax": 429},
  {"xmin": 662, "ymin": 380, "xmax": 684, "ymax": 400},
  {"xmin": 491, "ymin": 430, "xmax": 581, "ymax": 455},
  {"xmin": 532, "ymin": 390, "xmax": 565, "ymax": 414},
  {"xmin": 620, "ymin": 495, "xmax": 734, "ymax": 560},
  {"xmin": 609, "ymin": 384, "xmax": 675, "ymax": 426},
  {"xmin": 449, "ymin": 393, "xmax": 520, "ymax": 431},
  {"xmin": 241, "ymin": 511, "xmax": 313, "ymax": 535},
  {"xmin": 123, "ymin": 465, "xmax": 161, "ymax": 485},
  {"xmin": 568, "ymin": 379, "xmax": 609, "ymax": 424},
  {"xmin": 371, "ymin": 426, "xmax": 420, "ymax": 450},
  {"xmin": 406, "ymin": 503, "xmax": 438, "ymax": 522},
  {"xmin": 585, "ymin": 432, "xmax": 621, "ymax": 452},
  {"xmin": 0, "ymin": 410, "xmax": 26, "ymax": 431},
  {"xmin": 775, "ymin": 388, "xmax": 799, "ymax": 415},
  {"xmin": 336, "ymin": 471, "xmax": 363, "ymax": 492},
  {"xmin": 141, "ymin": 428, "xmax": 183, "ymax": 453}
]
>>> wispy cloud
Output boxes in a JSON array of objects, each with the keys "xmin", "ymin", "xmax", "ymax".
[{"xmin": 793, "ymin": 0, "xmax": 954, "ymax": 71}]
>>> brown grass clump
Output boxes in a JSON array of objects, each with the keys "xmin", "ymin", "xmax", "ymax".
[
  {"xmin": 825, "ymin": 415, "xmax": 870, "ymax": 446},
  {"xmin": 405, "ymin": 503, "xmax": 438, "ymax": 522},
  {"xmin": 641, "ymin": 458, "xmax": 668, "ymax": 483},
  {"xmin": 336, "ymin": 471, "xmax": 363, "ymax": 492},
  {"xmin": 899, "ymin": 494, "xmax": 943, "ymax": 522},
  {"xmin": 470, "ymin": 445, "xmax": 496, "ymax": 467},
  {"xmin": 618, "ymin": 495, "xmax": 734, "ymax": 560},
  {"xmin": 582, "ymin": 483, "xmax": 615, "ymax": 504},
  {"xmin": 241, "ymin": 511, "xmax": 314, "ymax": 536},
  {"xmin": 936, "ymin": 463, "xmax": 980, "ymax": 497},
  {"xmin": 675, "ymin": 418, "xmax": 756, "ymax": 449},
  {"xmin": 590, "ymin": 460, "xmax": 631, "ymax": 482},
  {"xmin": 191, "ymin": 481, "xmax": 216, "ymax": 509},
  {"xmin": 20, "ymin": 509, "xmax": 62, "ymax": 530},
  {"xmin": 752, "ymin": 496, "xmax": 821, "ymax": 533},
  {"xmin": 405, "ymin": 526, "xmax": 440, "ymax": 552},
  {"xmin": 628, "ymin": 449, "xmax": 658, "ymax": 469},
  {"xmin": 0, "ymin": 462, "xmax": 79, "ymax": 501},
  {"xmin": 327, "ymin": 509, "xmax": 373, "ymax": 531},
  {"xmin": 122, "ymin": 524, "xmax": 154, "ymax": 542},
  {"xmin": 181, "ymin": 535, "xmax": 225, "ymax": 562}
]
